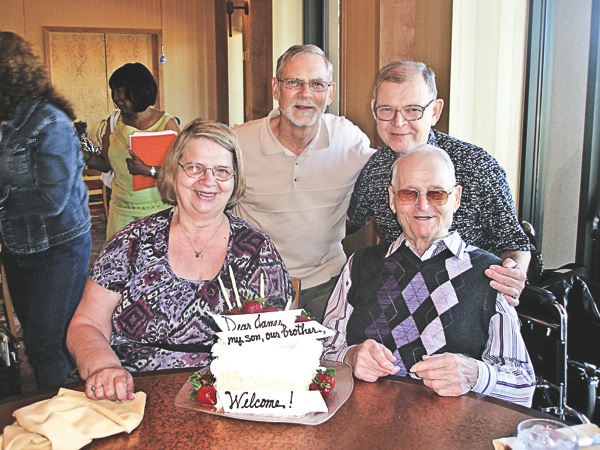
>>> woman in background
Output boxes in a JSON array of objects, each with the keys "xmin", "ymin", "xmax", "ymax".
[
  {"xmin": 0, "ymin": 31, "xmax": 91, "ymax": 388},
  {"xmin": 82, "ymin": 62, "xmax": 180, "ymax": 242}
]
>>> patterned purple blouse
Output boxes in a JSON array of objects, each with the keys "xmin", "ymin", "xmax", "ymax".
[{"xmin": 91, "ymin": 208, "xmax": 293, "ymax": 372}]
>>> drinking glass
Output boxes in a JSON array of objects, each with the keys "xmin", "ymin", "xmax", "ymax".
[{"xmin": 513, "ymin": 418, "xmax": 578, "ymax": 450}]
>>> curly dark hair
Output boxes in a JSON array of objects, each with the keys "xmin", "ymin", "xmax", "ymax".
[
  {"xmin": 0, "ymin": 31, "xmax": 75, "ymax": 122},
  {"xmin": 109, "ymin": 62, "xmax": 158, "ymax": 112}
]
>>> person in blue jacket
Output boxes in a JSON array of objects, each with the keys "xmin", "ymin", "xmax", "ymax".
[{"xmin": 0, "ymin": 31, "xmax": 91, "ymax": 388}]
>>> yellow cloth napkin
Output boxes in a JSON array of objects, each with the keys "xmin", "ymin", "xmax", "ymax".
[
  {"xmin": 493, "ymin": 423, "xmax": 600, "ymax": 449},
  {"xmin": 0, "ymin": 388, "xmax": 146, "ymax": 450}
]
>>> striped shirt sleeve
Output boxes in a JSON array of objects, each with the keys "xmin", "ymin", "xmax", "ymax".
[
  {"xmin": 472, "ymin": 293, "xmax": 536, "ymax": 406},
  {"xmin": 321, "ymin": 255, "xmax": 355, "ymax": 363}
]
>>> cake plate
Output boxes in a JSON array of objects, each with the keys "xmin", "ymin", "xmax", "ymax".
[{"xmin": 174, "ymin": 359, "xmax": 353, "ymax": 425}]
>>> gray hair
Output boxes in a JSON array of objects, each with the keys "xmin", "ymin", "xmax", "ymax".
[
  {"xmin": 275, "ymin": 44, "xmax": 333, "ymax": 81},
  {"xmin": 391, "ymin": 144, "xmax": 455, "ymax": 187},
  {"xmin": 374, "ymin": 60, "xmax": 437, "ymax": 104}
]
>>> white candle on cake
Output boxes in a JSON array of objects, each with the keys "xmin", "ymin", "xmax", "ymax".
[
  {"xmin": 260, "ymin": 273, "xmax": 264, "ymax": 298},
  {"xmin": 228, "ymin": 266, "xmax": 241, "ymax": 308},
  {"xmin": 217, "ymin": 276, "xmax": 233, "ymax": 311}
]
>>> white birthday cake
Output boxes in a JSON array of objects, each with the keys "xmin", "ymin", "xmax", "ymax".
[{"xmin": 206, "ymin": 309, "xmax": 335, "ymax": 416}]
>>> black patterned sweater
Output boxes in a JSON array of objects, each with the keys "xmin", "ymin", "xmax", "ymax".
[{"xmin": 347, "ymin": 129, "xmax": 530, "ymax": 256}]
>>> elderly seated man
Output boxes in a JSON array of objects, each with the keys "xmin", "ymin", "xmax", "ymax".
[{"xmin": 322, "ymin": 144, "xmax": 535, "ymax": 406}]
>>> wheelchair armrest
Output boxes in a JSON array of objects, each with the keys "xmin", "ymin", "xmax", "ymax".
[{"xmin": 519, "ymin": 285, "xmax": 557, "ymax": 305}]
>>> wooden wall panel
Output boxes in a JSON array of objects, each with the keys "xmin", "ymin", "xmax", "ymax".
[
  {"xmin": 414, "ymin": 0, "xmax": 452, "ymax": 134},
  {"xmin": 48, "ymin": 32, "xmax": 108, "ymax": 144},
  {"xmin": 162, "ymin": 0, "xmax": 219, "ymax": 125},
  {"xmin": 23, "ymin": 0, "xmax": 161, "ymax": 51},
  {"xmin": 0, "ymin": 0, "xmax": 26, "ymax": 35},
  {"xmin": 1, "ymin": 0, "xmax": 219, "ymax": 130},
  {"xmin": 379, "ymin": 0, "xmax": 416, "ymax": 64},
  {"xmin": 243, "ymin": 0, "xmax": 273, "ymax": 121},
  {"xmin": 339, "ymin": 0, "xmax": 380, "ymax": 146}
]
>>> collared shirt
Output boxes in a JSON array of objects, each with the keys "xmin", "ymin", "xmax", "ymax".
[
  {"xmin": 233, "ymin": 109, "xmax": 375, "ymax": 289},
  {"xmin": 322, "ymin": 232, "xmax": 536, "ymax": 406},
  {"xmin": 347, "ymin": 129, "xmax": 531, "ymax": 256}
]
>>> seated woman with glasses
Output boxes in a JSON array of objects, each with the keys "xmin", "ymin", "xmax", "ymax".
[
  {"xmin": 322, "ymin": 144, "xmax": 535, "ymax": 406},
  {"xmin": 68, "ymin": 119, "xmax": 294, "ymax": 401}
]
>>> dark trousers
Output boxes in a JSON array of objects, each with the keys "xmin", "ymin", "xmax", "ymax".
[
  {"xmin": 2, "ymin": 232, "xmax": 91, "ymax": 388},
  {"xmin": 300, "ymin": 275, "xmax": 340, "ymax": 323}
]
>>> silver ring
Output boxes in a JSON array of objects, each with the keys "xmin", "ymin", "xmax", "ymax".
[
  {"xmin": 512, "ymin": 289, "xmax": 519, "ymax": 299},
  {"xmin": 90, "ymin": 386, "xmax": 96, "ymax": 392}
]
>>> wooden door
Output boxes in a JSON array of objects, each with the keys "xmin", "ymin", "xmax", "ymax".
[{"xmin": 46, "ymin": 30, "xmax": 157, "ymax": 146}]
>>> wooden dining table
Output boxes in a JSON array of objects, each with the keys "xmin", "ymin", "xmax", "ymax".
[{"xmin": 0, "ymin": 369, "xmax": 551, "ymax": 449}]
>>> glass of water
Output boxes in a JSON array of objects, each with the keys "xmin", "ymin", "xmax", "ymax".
[{"xmin": 513, "ymin": 418, "xmax": 578, "ymax": 449}]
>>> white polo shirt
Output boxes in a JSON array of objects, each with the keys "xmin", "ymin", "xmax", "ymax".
[{"xmin": 233, "ymin": 109, "xmax": 374, "ymax": 289}]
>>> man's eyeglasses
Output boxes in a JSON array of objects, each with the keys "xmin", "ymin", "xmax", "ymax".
[
  {"xmin": 374, "ymin": 99, "xmax": 435, "ymax": 122},
  {"xmin": 392, "ymin": 187, "xmax": 455, "ymax": 206},
  {"xmin": 277, "ymin": 77, "xmax": 332, "ymax": 92},
  {"xmin": 178, "ymin": 163, "xmax": 235, "ymax": 182}
]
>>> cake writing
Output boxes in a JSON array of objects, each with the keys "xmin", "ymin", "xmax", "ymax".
[
  {"xmin": 224, "ymin": 321, "xmax": 329, "ymax": 347},
  {"xmin": 221, "ymin": 313, "xmax": 284, "ymax": 332},
  {"xmin": 223, "ymin": 391, "xmax": 288, "ymax": 410}
]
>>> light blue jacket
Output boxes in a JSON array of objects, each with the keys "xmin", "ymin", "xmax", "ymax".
[{"xmin": 0, "ymin": 99, "xmax": 90, "ymax": 254}]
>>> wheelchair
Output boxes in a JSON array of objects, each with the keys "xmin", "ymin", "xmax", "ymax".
[
  {"xmin": 518, "ymin": 264, "xmax": 600, "ymax": 424},
  {"xmin": 516, "ymin": 284, "xmax": 590, "ymax": 423},
  {"xmin": 518, "ymin": 220, "xmax": 598, "ymax": 423}
]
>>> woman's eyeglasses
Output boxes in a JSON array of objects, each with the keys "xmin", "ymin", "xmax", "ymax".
[{"xmin": 178, "ymin": 163, "xmax": 235, "ymax": 182}]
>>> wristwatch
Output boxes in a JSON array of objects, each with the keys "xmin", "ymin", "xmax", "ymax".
[{"xmin": 149, "ymin": 166, "xmax": 157, "ymax": 178}]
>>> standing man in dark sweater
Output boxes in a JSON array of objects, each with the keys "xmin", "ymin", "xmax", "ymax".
[{"xmin": 323, "ymin": 144, "xmax": 535, "ymax": 406}]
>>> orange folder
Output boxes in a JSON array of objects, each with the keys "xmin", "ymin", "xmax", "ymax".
[{"xmin": 129, "ymin": 130, "xmax": 178, "ymax": 191}]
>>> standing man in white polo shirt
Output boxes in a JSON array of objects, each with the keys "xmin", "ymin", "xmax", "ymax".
[{"xmin": 233, "ymin": 45, "xmax": 374, "ymax": 322}]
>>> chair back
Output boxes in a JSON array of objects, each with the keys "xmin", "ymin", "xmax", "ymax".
[{"xmin": 290, "ymin": 278, "xmax": 301, "ymax": 310}]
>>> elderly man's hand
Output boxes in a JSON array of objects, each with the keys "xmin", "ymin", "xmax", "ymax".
[
  {"xmin": 85, "ymin": 366, "xmax": 135, "ymax": 402},
  {"xmin": 485, "ymin": 256, "xmax": 528, "ymax": 306},
  {"xmin": 344, "ymin": 339, "xmax": 400, "ymax": 382},
  {"xmin": 410, "ymin": 353, "xmax": 479, "ymax": 396}
]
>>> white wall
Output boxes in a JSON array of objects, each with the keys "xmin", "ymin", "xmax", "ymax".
[
  {"xmin": 449, "ymin": 0, "xmax": 528, "ymax": 204},
  {"xmin": 540, "ymin": 0, "xmax": 592, "ymax": 267}
]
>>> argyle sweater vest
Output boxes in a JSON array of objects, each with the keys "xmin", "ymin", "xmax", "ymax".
[{"xmin": 346, "ymin": 242, "xmax": 501, "ymax": 376}]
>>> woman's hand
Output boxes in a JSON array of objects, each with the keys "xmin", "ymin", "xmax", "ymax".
[
  {"xmin": 85, "ymin": 366, "xmax": 135, "ymax": 402},
  {"xmin": 126, "ymin": 149, "xmax": 152, "ymax": 176}
]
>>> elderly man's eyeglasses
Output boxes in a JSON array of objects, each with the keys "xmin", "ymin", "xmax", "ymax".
[
  {"xmin": 392, "ymin": 187, "xmax": 455, "ymax": 206},
  {"xmin": 277, "ymin": 77, "xmax": 332, "ymax": 92},
  {"xmin": 374, "ymin": 99, "xmax": 435, "ymax": 122},
  {"xmin": 178, "ymin": 163, "xmax": 235, "ymax": 182}
]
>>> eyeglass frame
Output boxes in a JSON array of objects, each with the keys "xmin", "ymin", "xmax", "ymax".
[
  {"xmin": 277, "ymin": 77, "xmax": 332, "ymax": 93},
  {"xmin": 374, "ymin": 98, "xmax": 436, "ymax": 122},
  {"xmin": 391, "ymin": 186, "xmax": 456, "ymax": 206},
  {"xmin": 178, "ymin": 162, "xmax": 236, "ymax": 182}
]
